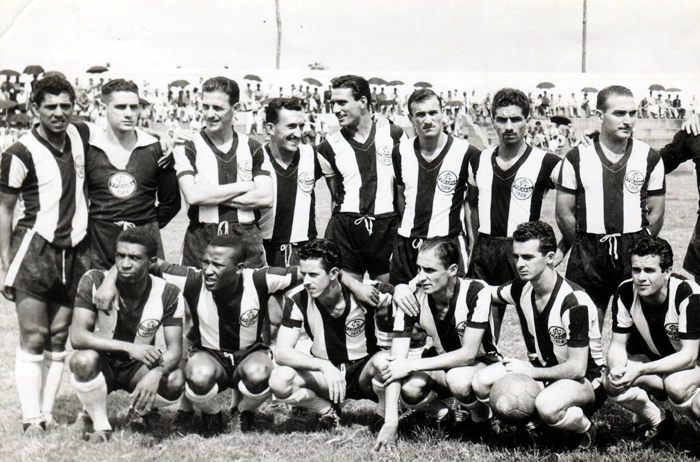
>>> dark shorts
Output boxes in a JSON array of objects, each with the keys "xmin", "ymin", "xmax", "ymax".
[
  {"xmin": 263, "ymin": 240, "xmax": 311, "ymax": 267},
  {"xmin": 390, "ymin": 234, "xmax": 468, "ymax": 285},
  {"xmin": 191, "ymin": 343, "xmax": 270, "ymax": 392},
  {"xmin": 683, "ymin": 214, "xmax": 700, "ymax": 278},
  {"xmin": 5, "ymin": 228, "xmax": 88, "ymax": 306},
  {"xmin": 324, "ymin": 213, "xmax": 398, "ymax": 277},
  {"xmin": 181, "ymin": 221, "xmax": 266, "ymax": 269},
  {"xmin": 87, "ymin": 220, "xmax": 164, "ymax": 270},
  {"xmin": 566, "ymin": 230, "xmax": 649, "ymax": 309},
  {"xmin": 467, "ymin": 234, "xmax": 517, "ymax": 285},
  {"xmin": 98, "ymin": 353, "xmax": 148, "ymax": 393},
  {"xmin": 339, "ymin": 354, "xmax": 375, "ymax": 401}
]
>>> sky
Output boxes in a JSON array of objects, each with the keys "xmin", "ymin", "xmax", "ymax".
[{"xmin": 1, "ymin": 0, "xmax": 700, "ymax": 95}]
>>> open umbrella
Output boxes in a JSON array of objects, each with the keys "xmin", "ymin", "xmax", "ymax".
[
  {"xmin": 303, "ymin": 77, "xmax": 322, "ymax": 87},
  {"xmin": 23, "ymin": 65, "xmax": 44, "ymax": 75},
  {"xmin": 44, "ymin": 71, "xmax": 66, "ymax": 79},
  {"xmin": 414, "ymin": 81, "xmax": 432, "ymax": 88},
  {"xmin": 368, "ymin": 77, "xmax": 388, "ymax": 86},
  {"xmin": 446, "ymin": 101, "xmax": 464, "ymax": 107},
  {"xmin": 169, "ymin": 80, "xmax": 190, "ymax": 88},
  {"xmin": 243, "ymin": 74, "xmax": 262, "ymax": 82},
  {"xmin": 387, "ymin": 80, "xmax": 404, "ymax": 86},
  {"xmin": 139, "ymin": 98, "xmax": 150, "ymax": 106},
  {"xmin": 537, "ymin": 82, "xmax": 555, "ymax": 89},
  {"xmin": 86, "ymin": 65, "xmax": 109, "ymax": 74},
  {"xmin": 581, "ymin": 87, "xmax": 598, "ymax": 93},
  {"xmin": 666, "ymin": 87, "xmax": 682, "ymax": 92},
  {"xmin": 0, "ymin": 100, "xmax": 18, "ymax": 110},
  {"xmin": 649, "ymin": 84, "xmax": 665, "ymax": 91},
  {"xmin": 0, "ymin": 69, "xmax": 19, "ymax": 78},
  {"xmin": 550, "ymin": 115, "xmax": 572, "ymax": 126}
]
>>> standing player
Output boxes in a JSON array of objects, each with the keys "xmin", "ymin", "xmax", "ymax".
[
  {"xmin": 69, "ymin": 228, "xmax": 185, "ymax": 442},
  {"xmin": 390, "ymin": 89, "xmax": 479, "ymax": 286},
  {"xmin": 0, "ymin": 75, "xmax": 90, "ymax": 435},
  {"xmin": 85, "ymin": 79, "xmax": 180, "ymax": 269},
  {"xmin": 604, "ymin": 236, "xmax": 698, "ymax": 443},
  {"xmin": 472, "ymin": 221, "xmax": 603, "ymax": 449},
  {"xmin": 556, "ymin": 85, "xmax": 666, "ymax": 323},
  {"xmin": 317, "ymin": 75, "xmax": 405, "ymax": 288},
  {"xmin": 174, "ymin": 76, "xmax": 272, "ymax": 268}
]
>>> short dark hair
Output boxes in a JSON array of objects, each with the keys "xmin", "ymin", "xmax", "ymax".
[
  {"xmin": 513, "ymin": 221, "xmax": 557, "ymax": 255},
  {"xmin": 491, "ymin": 88, "xmax": 530, "ymax": 118},
  {"xmin": 101, "ymin": 79, "xmax": 139, "ymax": 100},
  {"xmin": 331, "ymin": 75, "xmax": 371, "ymax": 107},
  {"xmin": 31, "ymin": 75, "xmax": 76, "ymax": 106},
  {"xmin": 597, "ymin": 85, "xmax": 634, "ymax": 111},
  {"xmin": 629, "ymin": 236, "xmax": 673, "ymax": 271},
  {"xmin": 265, "ymin": 97, "xmax": 304, "ymax": 125},
  {"xmin": 202, "ymin": 76, "xmax": 240, "ymax": 106},
  {"xmin": 407, "ymin": 89, "xmax": 442, "ymax": 116},
  {"xmin": 116, "ymin": 227, "xmax": 158, "ymax": 258},
  {"xmin": 207, "ymin": 233, "xmax": 247, "ymax": 263},
  {"xmin": 298, "ymin": 239, "xmax": 342, "ymax": 273},
  {"xmin": 419, "ymin": 237, "xmax": 459, "ymax": 268}
]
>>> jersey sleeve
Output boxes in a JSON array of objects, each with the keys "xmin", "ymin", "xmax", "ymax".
[
  {"xmin": 313, "ymin": 148, "xmax": 324, "ymax": 181},
  {"xmin": 281, "ymin": 295, "xmax": 305, "ymax": 329},
  {"xmin": 262, "ymin": 266, "xmax": 301, "ymax": 294},
  {"xmin": 0, "ymin": 144, "xmax": 29, "ymax": 193},
  {"xmin": 157, "ymin": 261, "xmax": 202, "ymax": 295},
  {"xmin": 611, "ymin": 284, "xmax": 635, "ymax": 333},
  {"xmin": 495, "ymin": 281, "xmax": 517, "ymax": 306},
  {"xmin": 561, "ymin": 293, "xmax": 594, "ymax": 348},
  {"xmin": 251, "ymin": 145, "xmax": 271, "ymax": 177},
  {"xmin": 467, "ymin": 151, "xmax": 479, "ymax": 188},
  {"xmin": 392, "ymin": 144, "xmax": 404, "ymax": 187},
  {"xmin": 173, "ymin": 143, "xmax": 196, "ymax": 178},
  {"xmin": 646, "ymin": 149, "xmax": 666, "ymax": 195},
  {"xmin": 74, "ymin": 270, "xmax": 104, "ymax": 310},
  {"xmin": 390, "ymin": 124, "xmax": 406, "ymax": 144},
  {"xmin": 161, "ymin": 284, "xmax": 185, "ymax": 327},
  {"xmin": 545, "ymin": 154, "xmax": 563, "ymax": 189},
  {"xmin": 463, "ymin": 280, "xmax": 492, "ymax": 329},
  {"xmin": 316, "ymin": 142, "xmax": 336, "ymax": 178},
  {"xmin": 678, "ymin": 293, "xmax": 700, "ymax": 340},
  {"xmin": 556, "ymin": 149, "xmax": 579, "ymax": 194}
]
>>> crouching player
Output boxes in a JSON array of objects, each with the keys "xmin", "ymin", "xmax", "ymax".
[
  {"xmin": 604, "ymin": 236, "xmax": 699, "ymax": 444},
  {"xmin": 270, "ymin": 239, "xmax": 391, "ymax": 430},
  {"xmin": 374, "ymin": 237, "xmax": 498, "ymax": 451},
  {"xmin": 472, "ymin": 221, "xmax": 604, "ymax": 449},
  {"xmin": 69, "ymin": 228, "xmax": 185, "ymax": 442}
]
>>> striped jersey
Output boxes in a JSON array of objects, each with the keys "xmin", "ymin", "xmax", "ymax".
[
  {"xmin": 317, "ymin": 122, "xmax": 404, "ymax": 216},
  {"xmin": 468, "ymin": 145, "xmax": 560, "ymax": 237},
  {"xmin": 173, "ymin": 130, "xmax": 267, "ymax": 225},
  {"xmin": 612, "ymin": 275, "xmax": 700, "ymax": 358},
  {"xmin": 380, "ymin": 278, "xmax": 498, "ymax": 358},
  {"xmin": 86, "ymin": 128, "xmax": 180, "ymax": 227},
  {"xmin": 159, "ymin": 262, "xmax": 299, "ymax": 352},
  {"xmin": 394, "ymin": 135, "xmax": 479, "ymax": 238},
  {"xmin": 258, "ymin": 143, "xmax": 323, "ymax": 244},
  {"xmin": 74, "ymin": 269, "xmax": 184, "ymax": 360},
  {"xmin": 0, "ymin": 122, "xmax": 90, "ymax": 248},
  {"xmin": 495, "ymin": 274, "xmax": 605, "ymax": 371},
  {"xmin": 557, "ymin": 138, "xmax": 665, "ymax": 235}
]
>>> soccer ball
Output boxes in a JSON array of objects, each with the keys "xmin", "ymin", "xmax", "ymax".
[{"xmin": 489, "ymin": 373, "xmax": 540, "ymax": 425}]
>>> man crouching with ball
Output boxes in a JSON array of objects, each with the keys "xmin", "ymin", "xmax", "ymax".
[{"xmin": 472, "ymin": 221, "xmax": 604, "ymax": 449}]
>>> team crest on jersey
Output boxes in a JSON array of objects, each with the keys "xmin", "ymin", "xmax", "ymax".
[
  {"xmin": 108, "ymin": 172, "xmax": 137, "ymax": 198},
  {"xmin": 137, "ymin": 319, "xmax": 160, "ymax": 337},
  {"xmin": 345, "ymin": 319, "xmax": 366, "ymax": 337},
  {"xmin": 512, "ymin": 178, "xmax": 534, "ymax": 200},
  {"xmin": 238, "ymin": 160, "xmax": 253, "ymax": 181},
  {"xmin": 298, "ymin": 171, "xmax": 315, "ymax": 193},
  {"xmin": 437, "ymin": 171, "xmax": 458, "ymax": 193},
  {"xmin": 665, "ymin": 323, "xmax": 680, "ymax": 341},
  {"xmin": 456, "ymin": 321, "xmax": 467, "ymax": 337},
  {"xmin": 240, "ymin": 309, "xmax": 259, "ymax": 328},
  {"xmin": 624, "ymin": 170, "xmax": 645, "ymax": 194},
  {"xmin": 74, "ymin": 155, "xmax": 85, "ymax": 178},
  {"xmin": 549, "ymin": 326, "xmax": 567, "ymax": 346},
  {"xmin": 376, "ymin": 145, "xmax": 392, "ymax": 166}
]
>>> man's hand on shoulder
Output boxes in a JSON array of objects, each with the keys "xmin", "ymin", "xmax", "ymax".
[{"xmin": 683, "ymin": 113, "xmax": 700, "ymax": 136}]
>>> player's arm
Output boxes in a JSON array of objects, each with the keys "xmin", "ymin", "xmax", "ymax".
[
  {"xmin": 0, "ymin": 190, "xmax": 18, "ymax": 300},
  {"xmin": 555, "ymin": 188, "xmax": 577, "ymax": 257},
  {"xmin": 646, "ymin": 193, "xmax": 665, "ymax": 236},
  {"xmin": 606, "ymin": 332, "xmax": 630, "ymax": 374},
  {"xmin": 510, "ymin": 344, "xmax": 589, "ymax": 382},
  {"xmin": 466, "ymin": 186, "xmax": 478, "ymax": 254},
  {"xmin": 177, "ymin": 174, "xmax": 255, "ymax": 206},
  {"xmin": 324, "ymin": 176, "xmax": 338, "ymax": 210},
  {"xmin": 227, "ymin": 174, "xmax": 273, "ymax": 209},
  {"xmin": 374, "ymin": 336, "xmax": 410, "ymax": 453},
  {"xmin": 155, "ymin": 160, "xmax": 181, "ymax": 228},
  {"xmin": 340, "ymin": 273, "xmax": 381, "ymax": 308}
]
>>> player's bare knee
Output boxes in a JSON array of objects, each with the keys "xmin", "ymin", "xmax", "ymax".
[
  {"xmin": 269, "ymin": 366, "xmax": 297, "ymax": 398},
  {"xmin": 48, "ymin": 331, "xmax": 69, "ymax": 352},
  {"xmin": 161, "ymin": 369, "xmax": 185, "ymax": 400},
  {"xmin": 69, "ymin": 350, "xmax": 102, "ymax": 381},
  {"xmin": 239, "ymin": 361, "xmax": 272, "ymax": 392},
  {"xmin": 184, "ymin": 363, "xmax": 218, "ymax": 395},
  {"xmin": 663, "ymin": 375, "xmax": 693, "ymax": 404},
  {"xmin": 21, "ymin": 328, "xmax": 50, "ymax": 354},
  {"xmin": 535, "ymin": 393, "xmax": 565, "ymax": 425},
  {"xmin": 401, "ymin": 376, "xmax": 430, "ymax": 404}
]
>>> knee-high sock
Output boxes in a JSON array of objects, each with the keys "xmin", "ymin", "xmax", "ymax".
[
  {"xmin": 402, "ymin": 390, "xmax": 448, "ymax": 420},
  {"xmin": 549, "ymin": 406, "xmax": 591, "ymax": 434},
  {"xmin": 609, "ymin": 386, "xmax": 664, "ymax": 427},
  {"xmin": 458, "ymin": 398, "xmax": 492, "ymax": 423},
  {"xmin": 372, "ymin": 379, "xmax": 386, "ymax": 418},
  {"xmin": 153, "ymin": 393, "xmax": 181, "ymax": 409},
  {"xmin": 71, "ymin": 373, "xmax": 111, "ymax": 432},
  {"xmin": 237, "ymin": 381, "xmax": 271, "ymax": 412},
  {"xmin": 185, "ymin": 383, "xmax": 221, "ymax": 415},
  {"xmin": 275, "ymin": 388, "xmax": 332, "ymax": 415},
  {"xmin": 15, "ymin": 348, "xmax": 44, "ymax": 425},
  {"xmin": 41, "ymin": 350, "xmax": 67, "ymax": 420},
  {"xmin": 669, "ymin": 388, "xmax": 700, "ymax": 419},
  {"xmin": 179, "ymin": 395, "xmax": 195, "ymax": 412}
]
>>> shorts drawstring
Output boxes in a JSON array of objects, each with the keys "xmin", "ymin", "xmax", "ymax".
[
  {"xmin": 217, "ymin": 221, "xmax": 229, "ymax": 235},
  {"xmin": 61, "ymin": 249, "xmax": 66, "ymax": 285},
  {"xmin": 353, "ymin": 216, "xmax": 375, "ymax": 236},
  {"xmin": 280, "ymin": 244, "xmax": 294, "ymax": 267},
  {"xmin": 114, "ymin": 221, "xmax": 136, "ymax": 231},
  {"xmin": 600, "ymin": 233, "xmax": 622, "ymax": 262},
  {"xmin": 412, "ymin": 238, "xmax": 424, "ymax": 250}
]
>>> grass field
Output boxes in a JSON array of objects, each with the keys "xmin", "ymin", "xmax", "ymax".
[{"xmin": 0, "ymin": 170, "xmax": 699, "ymax": 461}]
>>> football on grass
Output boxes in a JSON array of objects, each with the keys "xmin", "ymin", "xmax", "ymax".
[{"xmin": 489, "ymin": 373, "xmax": 540, "ymax": 425}]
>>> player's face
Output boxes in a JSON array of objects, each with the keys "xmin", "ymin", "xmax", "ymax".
[
  {"xmin": 202, "ymin": 91, "xmax": 234, "ymax": 134},
  {"xmin": 409, "ymin": 96, "xmax": 444, "ymax": 140},
  {"xmin": 202, "ymin": 245, "xmax": 244, "ymax": 292},
  {"xmin": 104, "ymin": 91, "xmax": 140, "ymax": 134},
  {"xmin": 513, "ymin": 239, "xmax": 553, "ymax": 281},
  {"xmin": 598, "ymin": 95, "xmax": 637, "ymax": 142},
  {"xmin": 267, "ymin": 108, "xmax": 304, "ymax": 154},
  {"xmin": 630, "ymin": 254, "xmax": 670, "ymax": 299},
  {"xmin": 32, "ymin": 92, "xmax": 74, "ymax": 135},
  {"xmin": 332, "ymin": 88, "xmax": 365, "ymax": 128},
  {"xmin": 114, "ymin": 242, "xmax": 154, "ymax": 283},
  {"xmin": 416, "ymin": 249, "xmax": 457, "ymax": 295},
  {"xmin": 493, "ymin": 105, "xmax": 527, "ymax": 147},
  {"xmin": 300, "ymin": 258, "xmax": 337, "ymax": 299}
]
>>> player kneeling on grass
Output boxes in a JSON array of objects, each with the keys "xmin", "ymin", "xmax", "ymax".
[
  {"xmin": 471, "ymin": 221, "xmax": 604, "ymax": 450},
  {"xmin": 604, "ymin": 236, "xmax": 699, "ymax": 445},
  {"xmin": 270, "ymin": 239, "xmax": 391, "ymax": 430},
  {"xmin": 69, "ymin": 228, "xmax": 185, "ymax": 443},
  {"xmin": 373, "ymin": 237, "xmax": 498, "ymax": 451}
]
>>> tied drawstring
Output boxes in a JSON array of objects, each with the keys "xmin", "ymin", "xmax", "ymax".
[
  {"xmin": 61, "ymin": 249, "xmax": 66, "ymax": 285},
  {"xmin": 114, "ymin": 221, "xmax": 136, "ymax": 231},
  {"xmin": 217, "ymin": 221, "xmax": 229, "ymax": 235},
  {"xmin": 600, "ymin": 233, "xmax": 622, "ymax": 262},
  {"xmin": 353, "ymin": 216, "xmax": 375, "ymax": 236},
  {"xmin": 280, "ymin": 244, "xmax": 294, "ymax": 267},
  {"xmin": 412, "ymin": 238, "xmax": 424, "ymax": 250}
]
